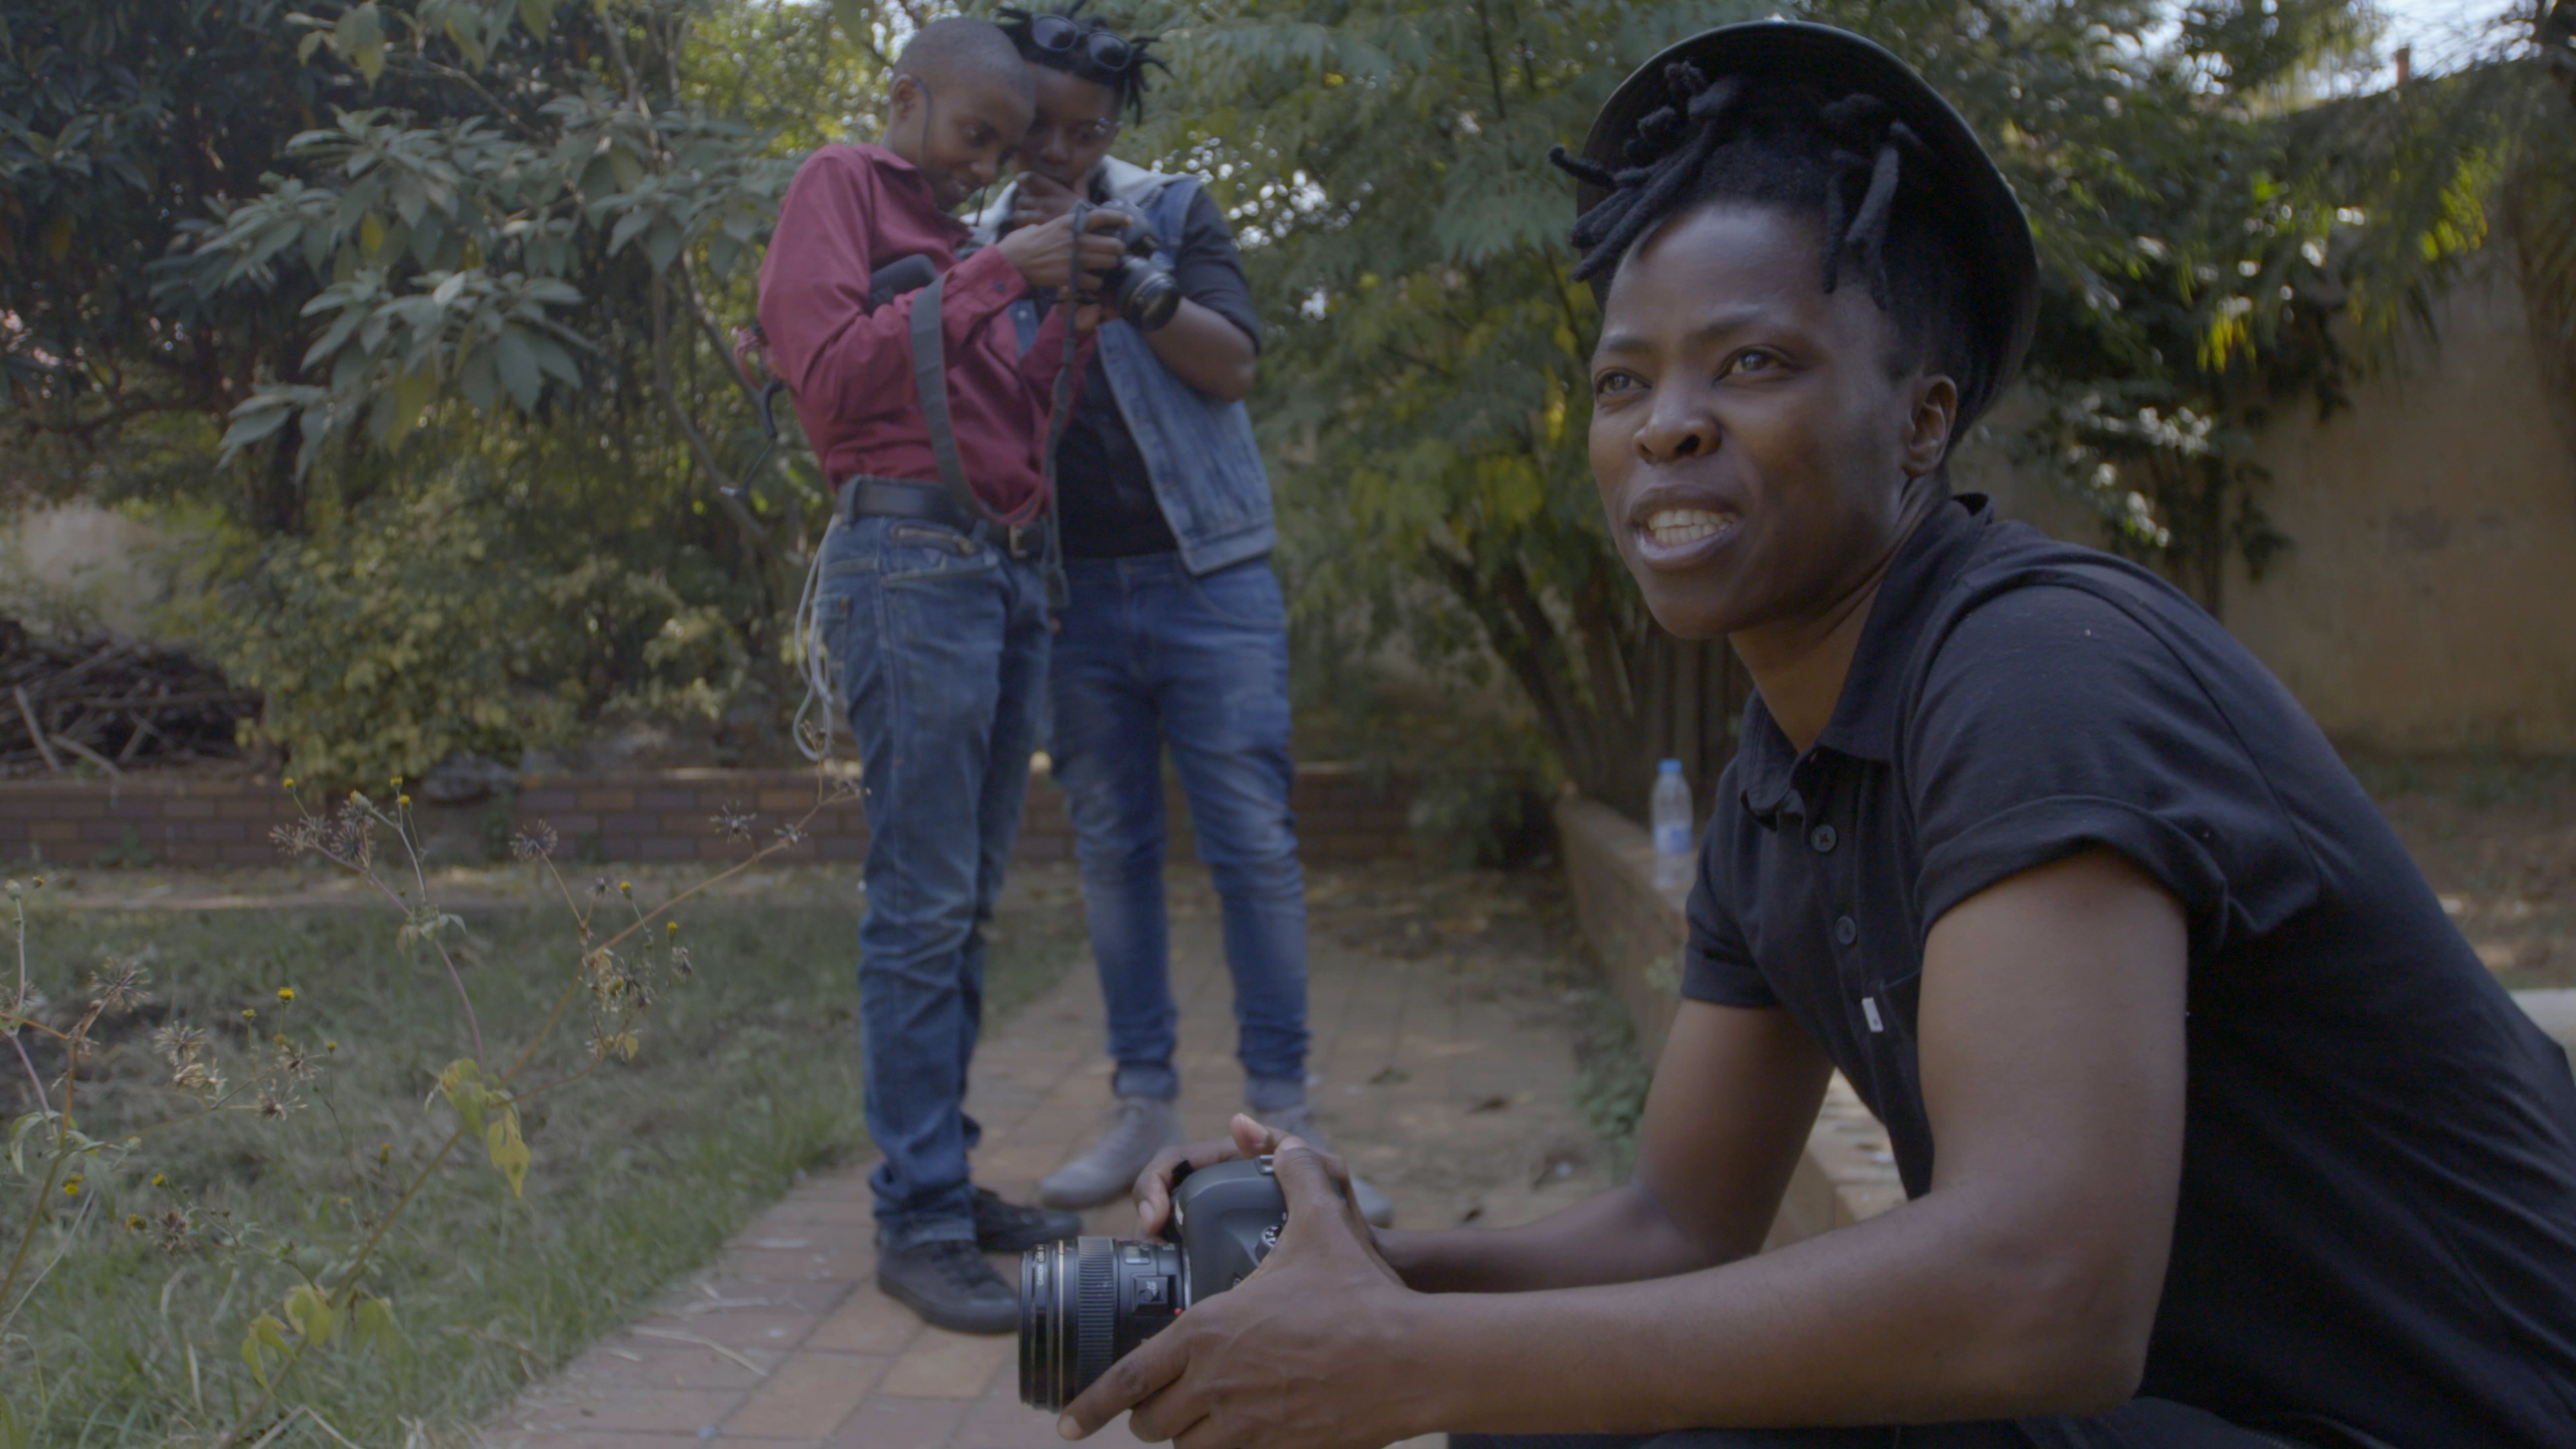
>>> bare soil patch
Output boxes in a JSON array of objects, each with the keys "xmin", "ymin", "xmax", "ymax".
[{"xmin": 2357, "ymin": 755, "xmax": 2576, "ymax": 991}]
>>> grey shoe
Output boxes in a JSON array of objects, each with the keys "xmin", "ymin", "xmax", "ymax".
[
  {"xmin": 1037, "ymin": 1095, "xmax": 1184, "ymax": 1209},
  {"xmin": 1263, "ymin": 1103, "xmax": 1395, "ymax": 1228}
]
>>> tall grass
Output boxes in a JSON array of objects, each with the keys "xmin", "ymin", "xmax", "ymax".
[{"xmin": 1, "ymin": 898, "xmax": 1079, "ymax": 1445}]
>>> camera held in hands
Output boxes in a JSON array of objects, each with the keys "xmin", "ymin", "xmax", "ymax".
[
  {"xmin": 1080, "ymin": 205, "xmax": 1181, "ymax": 333},
  {"xmin": 1019, "ymin": 1156, "xmax": 1295, "ymax": 1411}
]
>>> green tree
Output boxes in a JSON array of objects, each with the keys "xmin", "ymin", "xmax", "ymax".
[
  {"xmin": 1, "ymin": 0, "xmax": 912, "ymax": 784},
  {"xmin": 1, "ymin": 0, "xmax": 352, "ymax": 529},
  {"xmin": 1127, "ymin": 0, "xmax": 2410, "ymax": 809}
]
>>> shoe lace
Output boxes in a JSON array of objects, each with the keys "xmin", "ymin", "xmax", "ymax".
[
  {"xmin": 918, "ymin": 1238, "xmax": 1000, "ymax": 1293},
  {"xmin": 1092, "ymin": 1097, "xmax": 1165, "ymax": 1158}
]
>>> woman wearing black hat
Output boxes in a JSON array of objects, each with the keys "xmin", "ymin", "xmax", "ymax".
[{"xmin": 1061, "ymin": 23, "xmax": 2576, "ymax": 1449}]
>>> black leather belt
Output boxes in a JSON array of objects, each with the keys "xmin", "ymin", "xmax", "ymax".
[{"xmin": 837, "ymin": 475, "xmax": 1051, "ymax": 561}]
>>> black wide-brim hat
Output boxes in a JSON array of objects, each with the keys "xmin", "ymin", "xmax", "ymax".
[{"xmin": 1575, "ymin": 21, "xmax": 2040, "ymax": 427}]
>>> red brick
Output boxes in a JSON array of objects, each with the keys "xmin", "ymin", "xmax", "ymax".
[
  {"xmin": 520, "ymin": 789, "xmax": 579, "ymax": 812},
  {"xmin": 637, "ymin": 789, "xmax": 698, "ymax": 811},
  {"xmin": 578, "ymin": 789, "xmax": 637, "ymax": 811},
  {"xmin": 601, "ymin": 813, "xmax": 659, "ymax": 835},
  {"xmin": 636, "ymin": 837, "xmax": 696, "ymax": 861},
  {"xmin": 160, "ymin": 799, "xmax": 217, "ymax": 820}
]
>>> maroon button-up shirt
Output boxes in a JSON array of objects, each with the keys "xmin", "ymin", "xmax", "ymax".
[{"xmin": 757, "ymin": 144, "xmax": 1082, "ymax": 519}]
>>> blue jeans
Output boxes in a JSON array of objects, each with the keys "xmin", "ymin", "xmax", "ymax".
[
  {"xmin": 818, "ymin": 515, "xmax": 1051, "ymax": 1246},
  {"xmin": 1048, "ymin": 554, "xmax": 1309, "ymax": 1109}
]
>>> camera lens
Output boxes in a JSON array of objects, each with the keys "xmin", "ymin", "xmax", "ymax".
[
  {"xmin": 1018, "ymin": 1236, "xmax": 1185, "ymax": 1411},
  {"xmin": 1114, "ymin": 262, "xmax": 1182, "ymax": 332}
]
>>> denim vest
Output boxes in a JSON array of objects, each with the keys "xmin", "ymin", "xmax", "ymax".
[{"xmin": 975, "ymin": 160, "xmax": 1276, "ymax": 576}]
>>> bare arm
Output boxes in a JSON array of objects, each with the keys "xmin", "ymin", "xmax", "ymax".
[
  {"xmin": 1381, "ymin": 999, "xmax": 1831, "ymax": 1293},
  {"xmin": 1071, "ymin": 849, "xmax": 2188, "ymax": 1446},
  {"xmin": 1136, "ymin": 298, "xmax": 1256, "ymax": 401},
  {"xmin": 1396, "ymin": 850, "xmax": 2187, "ymax": 1434}
]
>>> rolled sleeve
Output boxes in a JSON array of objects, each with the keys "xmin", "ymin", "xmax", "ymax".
[{"xmin": 1903, "ymin": 584, "xmax": 2318, "ymax": 956}]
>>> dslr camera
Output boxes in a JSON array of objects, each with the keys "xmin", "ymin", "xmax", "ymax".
[
  {"xmin": 1080, "ymin": 205, "xmax": 1182, "ymax": 332},
  {"xmin": 997, "ymin": 202, "xmax": 1181, "ymax": 332},
  {"xmin": 1019, "ymin": 1156, "xmax": 1308, "ymax": 1411}
]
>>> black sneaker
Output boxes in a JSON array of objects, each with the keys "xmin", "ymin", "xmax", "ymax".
[
  {"xmin": 877, "ymin": 1236, "xmax": 1019, "ymax": 1334},
  {"xmin": 973, "ymin": 1187, "xmax": 1081, "ymax": 1253}
]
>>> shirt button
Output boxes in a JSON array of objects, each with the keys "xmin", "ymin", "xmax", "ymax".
[
  {"xmin": 1810, "ymin": 824, "xmax": 1837, "ymax": 853},
  {"xmin": 1833, "ymin": 915, "xmax": 1858, "ymax": 946}
]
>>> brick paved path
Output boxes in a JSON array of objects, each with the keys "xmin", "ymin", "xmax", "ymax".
[{"xmin": 480, "ymin": 865, "xmax": 1612, "ymax": 1448}]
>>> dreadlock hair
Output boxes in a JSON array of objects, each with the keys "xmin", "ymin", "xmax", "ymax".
[
  {"xmin": 996, "ymin": 2, "xmax": 1169, "ymax": 121},
  {"xmin": 1550, "ymin": 64, "xmax": 1984, "ymax": 407}
]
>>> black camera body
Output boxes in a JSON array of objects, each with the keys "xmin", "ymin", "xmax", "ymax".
[
  {"xmin": 1018, "ymin": 1156, "xmax": 1291, "ymax": 1411},
  {"xmin": 1083, "ymin": 207, "xmax": 1182, "ymax": 332},
  {"xmin": 991, "ymin": 201, "xmax": 1182, "ymax": 333}
]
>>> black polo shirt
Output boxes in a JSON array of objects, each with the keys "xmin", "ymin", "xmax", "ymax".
[{"xmin": 1685, "ymin": 494, "xmax": 2576, "ymax": 1446}]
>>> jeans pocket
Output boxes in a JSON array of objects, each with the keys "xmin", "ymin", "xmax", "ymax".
[
  {"xmin": 882, "ymin": 523, "xmax": 995, "ymax": 584},
  {"xmin": 1179, "ymin": 558, "xmax": 1285, "ymax": 633}
]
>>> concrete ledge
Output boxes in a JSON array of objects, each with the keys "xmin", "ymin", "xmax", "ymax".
[{"xmin": 1555, "ymin": 794, "xmax": 1903, "ymax": 1246}]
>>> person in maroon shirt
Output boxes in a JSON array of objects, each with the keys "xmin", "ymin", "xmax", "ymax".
[{"xmin": 755, "ymin": 16, "xmax": 1127, "ymax": 1335}]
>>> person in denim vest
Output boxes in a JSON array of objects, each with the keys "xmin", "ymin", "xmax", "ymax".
[{"xmin": 972, "ymin": 3, "xmax": 1393, "ymax": 1226}]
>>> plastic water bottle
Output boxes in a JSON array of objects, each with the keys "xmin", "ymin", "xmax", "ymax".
[{"xmin": 1650, "ymin": 758, "xmax": 1694, "ymax": 896}]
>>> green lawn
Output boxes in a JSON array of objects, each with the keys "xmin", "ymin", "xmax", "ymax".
[{"xmin": 0, "ymin": 887, "xmax": 1080, "ymax": 1446}]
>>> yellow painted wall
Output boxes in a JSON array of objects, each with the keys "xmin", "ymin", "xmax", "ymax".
[{"xmin": 1960, "ymin": 254, "xmax": 2576, "ymax": 752}]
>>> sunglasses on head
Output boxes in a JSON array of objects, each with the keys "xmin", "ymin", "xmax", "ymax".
[{"xmin": 1028, "ymin": 13, "xmax": 1134, "ymax": 72}]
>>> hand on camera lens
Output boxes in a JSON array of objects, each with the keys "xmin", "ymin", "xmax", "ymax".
[{"xmin": 1071, "ymin": 1134, "xmax": 1412, "ymax": 1448}]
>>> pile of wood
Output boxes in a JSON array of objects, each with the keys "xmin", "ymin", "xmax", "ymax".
[{"xmin": 0, "ymin": 618, "xmax": 260, "ymax": 778}]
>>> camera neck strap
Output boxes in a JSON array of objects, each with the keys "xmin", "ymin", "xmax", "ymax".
[
  {"xmin": 902, "ymin": 221, "xmax": 1081, "ymax": 608},
  {"xmin": 907, "ymin": 269, "xmax": 978, "ymax": 513}
]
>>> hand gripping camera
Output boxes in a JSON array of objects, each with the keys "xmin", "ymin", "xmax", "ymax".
[
  {"xmin": 1081, "ymin": 205, "xmax": 1182, "ymax": 332},
  {"xmin": 994, "ymin": 200, "xmax": 1181, "ymax": 333},
  {"xmin": 1019, "ymin": 1156, "xmax": 1305, "ymax": 1411}
]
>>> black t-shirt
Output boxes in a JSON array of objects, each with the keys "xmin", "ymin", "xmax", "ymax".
[
  {"xmin": 1686, "ymin": 495, "xmax": 2576, "ymax": 1446},
  {"xmin": 1056, "ymin": 180, "xmax": 1260, "ymax": 559}
]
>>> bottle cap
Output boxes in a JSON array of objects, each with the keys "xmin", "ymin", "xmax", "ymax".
[{"xmin": 1659, "ymin": 759, "xmax": 1683, "ymax": 775}]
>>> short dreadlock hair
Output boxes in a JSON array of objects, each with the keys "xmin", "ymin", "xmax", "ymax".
[
  {"xmin": 1551, "ymin": 63, "xmax": 1984, "ymax": 407},
  {"xmin": 997, "ymin": 3, "xmax": 1168, "ymax": 121}
]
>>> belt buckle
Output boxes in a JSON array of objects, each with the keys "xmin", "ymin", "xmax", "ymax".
[{"xmin": 1006, "ymin": 523, "xmax": 1029, "ymax": 557}]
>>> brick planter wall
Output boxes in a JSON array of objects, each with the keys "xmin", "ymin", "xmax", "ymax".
[{"xmin": 0, "ymin": 762, "xmax": 1419, "ymax": 869}]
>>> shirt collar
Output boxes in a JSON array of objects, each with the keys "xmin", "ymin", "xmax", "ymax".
[
  {"xmin": 1735, "ymin": 493, "xmax": 1996, "ymax": 824},
  {"xmin": 858, "ymin": 144, "xmax": 970, "ymax": 235}
]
